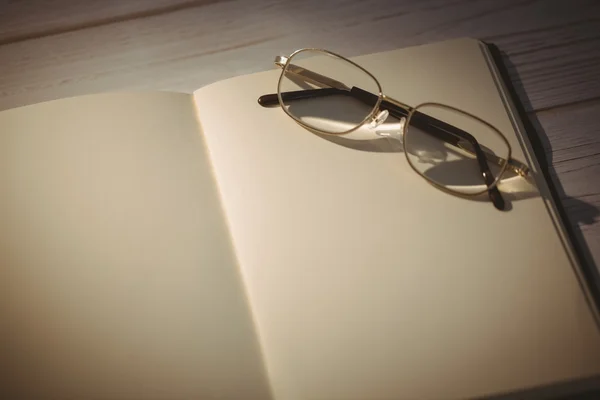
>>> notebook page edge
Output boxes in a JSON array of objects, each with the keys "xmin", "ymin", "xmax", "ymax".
[{"xmin": 478, "ymin": 41, "xmax": 600, "ymax": 324}]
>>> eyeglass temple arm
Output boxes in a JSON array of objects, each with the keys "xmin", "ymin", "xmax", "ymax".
[
  {"xmin": 257, "ymin": 88, "xmax": 348, "ymax": 106},
  {"xmin": 275, "ymin": 56, "xmax": 351, "ymax": 91}
]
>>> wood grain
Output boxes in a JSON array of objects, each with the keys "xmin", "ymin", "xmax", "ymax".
[
  {"xmin": 535, "ymin": 101, "xmax": 600, "ymax": 266},
  {"xmin": 489, "ymin": 17, "xmax": 600, "ymax": 111},
  {"xmin": 0, "ymin": 0, "xmax": 224, "ymax": 46},
  {"xmin": 1, "ymin": 0, "xmax": 599, "ymax": 112}
]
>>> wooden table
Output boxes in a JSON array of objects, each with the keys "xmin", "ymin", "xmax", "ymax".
[{"xmin": 1, "ymin": 0, "xmax": 599, "ymax": 395}]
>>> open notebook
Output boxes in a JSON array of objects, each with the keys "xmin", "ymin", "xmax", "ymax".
[{"xmin": 1, "ymin": 38, "xmax": 600, "ymax": 399}]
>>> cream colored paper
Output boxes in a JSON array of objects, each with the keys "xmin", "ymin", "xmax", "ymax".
[
  {"xmin": 0, "ymin": 92, "xmax": 270, "ymax": 399},
  {"xmin": 193, "ymin": 38, "xmax": 600, "ymax": 399}
]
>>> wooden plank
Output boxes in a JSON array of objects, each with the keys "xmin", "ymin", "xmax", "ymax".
[
  {"xmin": 0, "ymin": 0, "xmax": 223, "ymax": 46},
  {"xmin": 539, "ymin": 100, "xmax": 600, "ymax": 195},
  {"xmin": 0, "ymin": 0, "xmax": 599, "ymax": 112},
  {"xmin": 488, "ymin": 18, "xmax": 600, "ymax": 112},
  {"xmin": 534, "ymin": 101, "xmax": 600, "ymax": 267}
]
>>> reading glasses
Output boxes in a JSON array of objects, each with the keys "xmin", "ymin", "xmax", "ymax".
[{"xmin": 257, "ymin": 48, "xmax": 530, "ymax": 211}]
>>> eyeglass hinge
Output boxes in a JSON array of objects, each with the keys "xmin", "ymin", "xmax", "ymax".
[{"xmin": 275, "ymin": 56, "xmax": 288, "ymax": 68}]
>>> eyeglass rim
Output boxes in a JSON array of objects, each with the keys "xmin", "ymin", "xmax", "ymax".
[
  {"xmin": 403, "ymin": 101, "xmax": 513, "ymax": 197},
  {"xmin": 276, "ymin": 48, "xmax": 384, "ymax": 136},
  {"xmin": 274, "ymin": 48, "xmax": 515, "ymax": 199}
]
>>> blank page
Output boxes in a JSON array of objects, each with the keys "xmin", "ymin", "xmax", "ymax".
[
  {"xmin": 194, "ymin": 38, "xmax": 600, "ymax": 400},
  {"xmin": 0, "ymin": 92, "xmax": 270, "ymax": 399}
]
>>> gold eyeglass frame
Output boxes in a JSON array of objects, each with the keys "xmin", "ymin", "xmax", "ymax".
[{"xmin": 270, "ymin": 48, "xmax": 530, "ymax": 201}]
